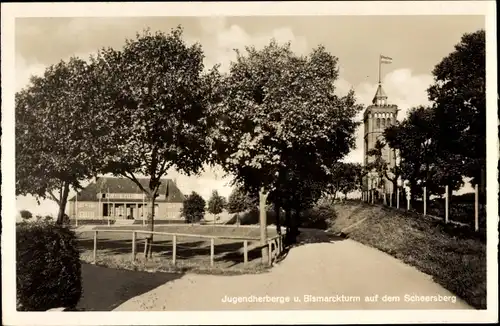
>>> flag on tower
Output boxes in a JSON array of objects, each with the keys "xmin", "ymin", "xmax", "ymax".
[{"xmin": 380, "ymin": 55, "xmax": 393, "ymax": 64}]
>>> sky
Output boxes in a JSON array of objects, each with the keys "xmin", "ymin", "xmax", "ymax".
[{"xmin": 14, "ymin": 15, "xmax": 485, "ymax": 216}]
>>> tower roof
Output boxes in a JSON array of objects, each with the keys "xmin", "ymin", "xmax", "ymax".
[{"xmin": 372, "ymin": 84, "xmax": 388, "ymax": 104}]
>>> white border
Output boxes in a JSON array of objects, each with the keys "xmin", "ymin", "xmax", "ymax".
[{"xmin": 2, "ymin": 1, "xmax": 498, "ymax": 325}]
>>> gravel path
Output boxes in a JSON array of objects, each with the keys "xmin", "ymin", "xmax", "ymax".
[{"xmin": 113, "ymin": 239, "xmax": 472, "ymax": 311}]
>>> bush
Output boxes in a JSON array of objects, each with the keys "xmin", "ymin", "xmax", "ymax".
[
  {"xmin": 68, "ymin": 219, "xmax": 116, "ymax": 226},
  {"xmin": 133, "ymin": 219, "xmax": 185, "ymax": 225},
  {"xmin": 225, "ymin": 207, "xmax": 280, "ymax": 226},
  {"xmin": 182, "ymin": 191, "xmax": 206, "ymax": 223},
  {"xmin": 20, "ymin": 210, "xmax": 33, "ymax": 220},
  {"xmin": 300, "ymin": 204, "xmax": 335, "ymax": 229},
  {"xmin": 17, "ymin": 221, "xmax": 82, "ymax": 311},
  {"xmin": 62, "ymin": 214, "xmax": 70, "ymax": 225}
]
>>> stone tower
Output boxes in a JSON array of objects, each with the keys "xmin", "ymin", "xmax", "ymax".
[{"xmin": 362, "ymin": 83, "xmax": 398, "ymax": 197}]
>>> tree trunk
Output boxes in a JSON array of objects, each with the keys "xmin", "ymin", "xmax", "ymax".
[
  {"xmin": 145, "ymin": 193, "xmax": 156, "ymax": 259},
  {"xmin": 259, "ymin": 187, "xmax": 268, "ymax": 264},
  {"xmin": 274, "ymin": 202, "xmax": 281, "ymax": 235},
  {"xmin": 480, "ymin": 166, "xmax": 486, "ymax": 203},
  {"xmin": 56, "ymin": 182, "xmax": 70, "ymax": 225},
  {"xmin": 284, "ymin": 206, "xmax": 292, "ymax": 244},
  {"xmin": 290, "ymin": 209, "xmax": 300, "ymax": 243}
]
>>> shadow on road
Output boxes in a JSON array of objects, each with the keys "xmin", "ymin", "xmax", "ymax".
[{"xmin": 77, "ymin": 263, "xmax": 183, "ymax": 311}]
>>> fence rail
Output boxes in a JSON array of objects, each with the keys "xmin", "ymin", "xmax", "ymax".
[
  {"xmin": 80, "ymin": 228, "xmax": 286, "ymax": 268},
  {"xmin": 360, "ymin": 183, "xmax": 484, "ymax": 231}
]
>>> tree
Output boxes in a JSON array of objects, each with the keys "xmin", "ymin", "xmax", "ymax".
[
  {"xmin": 15, "ymin": 57, "xmax": 112, "ymax": 224},
  {"xmin": 181, "ymin": 191, "xmax": 206, "ymax": 223},
  {"xmin": 384, "ymin": 106, "xmax": 463, "ymax": 203},
  {"xmin": 427, "ymin": 30, "xmax": 486, "ymax": 198},
  {"xmin": 338, "ymin": 162, "xmax": 362, "ymax": 199},
  {"xmin": 324, "ymin": 162, "xmax": 361, "ymax": 202},
  {"xmin": 207, "ymin": 190, "xmax": 225, "ymax": 219},
  {"xmin": 19, "ymin": 210, "xmax": 33, "ymax": 220},
  {"xmin": 227, "ymin": 186, "xmax": 255, "ymax": 213},
  {"xmin": 366, "ymin": 137, "xmax": 402, "ymax": 202},
  {"xmin": 94, "ymin": 27, "xmax": 221, "ymax": 258},
  {"xmin": 221, "ymin": 196, "xmax": 228, "ymax": 210},
  {"xmin": 211, "ymin": 41, "xmax": 362, "ymax": 247}
]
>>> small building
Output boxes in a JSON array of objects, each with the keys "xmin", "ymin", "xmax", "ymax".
[{"xmin": 67, "ymin": 177, "xmax": 185, "ymax": 220}]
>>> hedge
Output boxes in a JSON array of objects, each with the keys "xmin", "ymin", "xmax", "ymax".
[
  {"xmin": 133, "ymin": 219, "xmax": 185, "ymax": 225},
  {"xmin": 16, "ymin": 221, "xmax": 82, "ymax": 311},
  {"xmin": 67, "ymin": 219, "xmax": 116, "ymax": 226}
]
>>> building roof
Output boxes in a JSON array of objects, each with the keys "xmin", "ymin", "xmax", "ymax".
[
  {"xmin": 372, "ymin": 84, "xmax": 388, "ymax": 104},
  {"xmin": 69, "ymin": 177, "xmax": 185, "ymax": 203}
]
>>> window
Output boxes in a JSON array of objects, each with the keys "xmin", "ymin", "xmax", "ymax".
[
  {"xmin": 78, "ymin": 211, "xmax": 94, "ymax": 218},
  {"xmin": 376, "ymin": 118, "xmax": 381, "ymax": 129}
]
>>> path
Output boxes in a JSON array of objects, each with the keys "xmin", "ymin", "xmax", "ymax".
[{"xmin": 112, "ymin": 234, "xmax": 472, "ymax": 311}]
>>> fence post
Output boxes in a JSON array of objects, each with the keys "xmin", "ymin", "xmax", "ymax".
[
  {"xmin": 210, "ymin": 238, "xmax": 214, "ymax": 267},
  {"xmin": 389, "ymin": 191, "xmax": 393, "ymax": 207},
  {"xmin": 445, "ymin": 185, "xmax": 449, "ymax": 224},
  {"xmin": 371, "ymin": 190, "xmax": 374, "ymax": 204},
  {"xmin": 273, "ymin": 237, "xmax": 280, "ymax": 257},
  {"xmin": 172, "ymin": 235, "xmax": 177, "ymax": 266},
  {"xmin": 475, "ymin": 184, "xmax": 479, "ymax": 231},
  {"xmin": 93, "ymin": 231, "xmax": 98, "ymax": 264},
  {"xmin": 268, "ymin": 241, "xmax": 272, "ymax": 266},
  {"xmin": 131, "ymin": 231, "xmax": 136, "ymax": 262},
  {"xmin": 243, "ymin": 240, "xmax": 248, "ymax": 266},
  {"xmin": 396, "ymin": 187, "xmax": 400, "ymax": 209},
  {"xmin": 423, "ymin": 186, "xmax": 427, "ymax": 216}
]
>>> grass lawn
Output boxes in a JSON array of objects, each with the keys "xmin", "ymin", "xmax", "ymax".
[
  {"xmin": 328, "ymin": 200, "xmax": 487, "ymax": 309},
  {"xmin": 76, "ymin": 225, "xmax": 278, "ymax": 274}
]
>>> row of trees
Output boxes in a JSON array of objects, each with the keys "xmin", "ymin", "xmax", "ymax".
[
  {"xmin": 366, "ymin": 30, "xmax": 486, "ymax": 207},
  {"xmin": 16, "ymin": 26, "xmax": 363, "ymax": 256},
  {"xmin": 181, "ymin": 190, "xmax": 227, "ymax": 223}
]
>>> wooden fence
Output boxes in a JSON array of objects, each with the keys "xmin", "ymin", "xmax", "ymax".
[
  {"xmin": 361, "ymin": 184, "xmax": 482, "ymax": 231},
  {"xmin": 83, "ymin": 229, "xmax": 286, "ymax": 268}
]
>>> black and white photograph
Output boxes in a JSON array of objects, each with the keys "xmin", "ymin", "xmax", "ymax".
[{"xmin": 1, "ymin": 1, "xmax": 498, "ymax": 325}]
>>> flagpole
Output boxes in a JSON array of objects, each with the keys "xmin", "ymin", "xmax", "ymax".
[{"xmin": 378, "ymin": 54, "xmax": 381, "ymax": 84}]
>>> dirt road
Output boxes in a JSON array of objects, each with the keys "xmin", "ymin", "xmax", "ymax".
[{"xmin": 113, "ymin": 238, "xmax": 472, "ymax": 311}]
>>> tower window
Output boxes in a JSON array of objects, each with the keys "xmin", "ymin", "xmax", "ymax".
[{"xmin": 376, "ymin": 118, "xmax": 381, "ymax": 129}]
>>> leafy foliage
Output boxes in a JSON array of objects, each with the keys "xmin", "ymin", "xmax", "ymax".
[
  {"xmin": 15, "ymin": 57, "xmax": 109, "ymax": 224},
  {"xmin": 17, "ymin": 222, "xmax": 82, "ymax": 311},
  {"xmin": 181, "ymin": 191, "xmax": 206, "ymax": 223},
  {"xmin": 427, "ymin": 30, "xmax": 486, "ymax": 192},
  {"xmin": 91, "ymin": 27, "xmax": 221, "ymax": 247},
  {"xmin": 207, "ymin": 190, "xmax": 225, "ymax": 216},
  {"xmin": 226, "ymin": 186, "xmax": 256, "ymax": 213},
  {"xmin": 324, "ymin": 162, "xmax": 363, "ymax": 201},
  {"xmin": 211, "ymin": 40, "xmax": 362, "ymax": 241},
  {"xmin": 19, "ymin": 210, "xmax": 33, "ymax": 220},
  {"xmin": 384, "ymin": 106, "xmax": 464, "ymax": 200}
]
